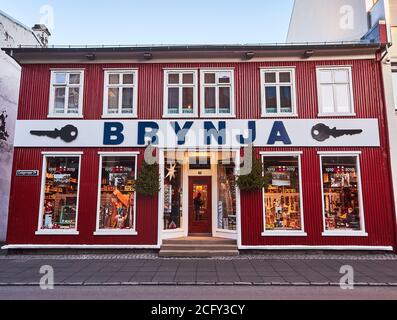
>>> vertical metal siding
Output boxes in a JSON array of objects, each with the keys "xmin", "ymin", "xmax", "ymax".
[{"xmin": 9, "ymin": 58, "xmax": 396, "ymax": 247}]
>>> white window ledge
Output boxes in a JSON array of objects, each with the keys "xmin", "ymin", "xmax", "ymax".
[
  {"xmin": 47, "ymin": 115, "xmax": 84, "ymax": 119},
  {"xmin": 94, "ymin": 230, "xmax": 138, "ymax": 236},
  {"xmin": 200, "ymin": 115, "xmax": 237, "ymax": 119},
  {"xmin": 216, "ymin": 229, "xmax": 238, "ymax": 234},
  {"xmin": 162, "ymin": 114, "xmax": 198, "ymax": 119},
  {"xmin": 35, "ymin": 230, "xmax": 80, "ymax": 236},
  {"xmin": 317, "ymin": 113, "xmax": 356, "ymax": 117},
  {"xmin": 261, "ymin": 114, "xmax": 299, "ymax": 118},
  {"xmin": 101, "ymin": 115, "xmax": 138, "ymax": 119},
  {"xmin": 322, "ymin": 231, "xmax": 368, "ymax": 237},
  {"xmin": 262, "ymin": 231, "xmax": 307, "ymax": 237}
]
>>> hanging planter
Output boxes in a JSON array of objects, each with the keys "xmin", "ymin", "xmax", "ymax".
[
  {"xmin": 135, "ymin": 161, "xmax": 161, "ymax": 196},
  {"xmin": 236, "ymin": 154, "xmax": 269, "ymax": 192}
]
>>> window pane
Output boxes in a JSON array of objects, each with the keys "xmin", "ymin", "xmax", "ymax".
[
  {"xmin": 334, "ymin": 69, "xmax": 349, "ymax": 83},
  {"xmin": 54, "ymin": 87, "xmax": 66, "ymax": 113},
  {"xmin": 123, "ymin": 73, "xmax": 134, "ymax": 85},
  {"xmin": 109, "ymin": 74, "xmax": 120, "ymax": 85},
  {"xmin": 218, "ymin": 154, "xmax": 236, "ymax": 231},
  {"xmin": 121, "ymin": 88, "xmax": 134, "ymax": 114},
  {"xmin": 219, "ymin": 87, "xmax": 231, "ymax": 114},
  {"xmin": 279, "ymin": 72, "xmax": 291, "ymax": 83},
  {"xmin": 182, "ymin": 87, "xmax": 193, "ymax": 114},
  {"xmin": 108, "ymin": 88, "xmax": 119, "ymax": 114},
  {"xmin": 319, "ymin": 70, "xmax": 333, "ymax": 83},
  {"xmin": 168, "ymin": 88, "xmax": 179, "ymax": 113},
  {"xmin": 265, "ymin": 86, "xmax": 277, "ymax": 113},
  {"xmin": 320, "ymin": 84, "xmax": 335, "ymax": 113},
  {"xmin": 280, "ymin": 86, "xmax": 292, "ymax": 113},
  {"xmin": 41, "ymin": 157, "xmax": 80, "ymax": 230},
  {"xmin": 163, "ymin": 157, "xmax": 183, "ymax": 230},
  {"xmin": 182, "ymin": 73, "xmax": 194, "ymax": 84},
  {"xmin": 265, "ymin": 72, "xmax": 276, "ymax": 83},
  {"xmin": 98, "ymin": 156, "xmax": 136, "ymax": 230},
  {"xmin": 54, "ymin": 73, "xmax": 67, "ymax": 85},
  {"xmin": 69, "ymin": 74, "xmax": 80, "ymax": 85},
  {"xmin": 67, "ymin": 87, "xmax": 80, "ymax": 114},
  {"xmin": 263, "ymin": 156, "xmax": 302, "ymax": 231},
  {"xmin": 334, "ymin": 84, "xmax": 351, "ymax": 113},
  {"xmin": 168, "ymin": 74, "xmax": 179, "ymax": 84},
  {"xmin": 204, "ymin": 87, "xmax": 216, "ymax": 114},
  {"xmin": 322, "ymin": 156, "xmax": 362, "ymax": 231},
  {"xmin": 204, "ymin": 73, "xmax": 216, "ymax": 84},
  {"xmin": 218, "ymin": 72, "xmax": 231, "ymax": 84}
]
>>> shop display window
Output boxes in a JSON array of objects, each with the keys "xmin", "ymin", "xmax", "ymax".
[
  {"xmin": 163, "ymin": 155, "xmax": 183, "ymax": 230},
  {"xmin": 217, "ymin": 154, "xmax": 237, "ymax": 231},
  {"xmin": 262, "ymin": 155, "xmax": 303, "ymax": 231},
  {"xmin": 321, "ymin": 155, "xmax": 363, "ymax": 232},
  {"xmin": 97, "ymin": 155, "xmax": 137, "ymax": 231},
  {"xmin": 40, "ymin": 155, "xmax": 81, "ymax": 230}
]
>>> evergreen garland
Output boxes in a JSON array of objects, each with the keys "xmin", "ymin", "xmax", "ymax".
[
  {"xmin": 236, "ymin": 154, "xmax": 269, "ymax": 192},
  {"xmin": 135, "ymin": 161, "xmax": 161, "ymax": 196}
]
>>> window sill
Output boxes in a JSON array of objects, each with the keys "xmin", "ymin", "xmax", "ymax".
[
  {"xmin": 162, "ymin": 114, "xmax": 198, "ymax": 119},
  {"xmin": 261, "ymin": 113, "xmax": 298, "ymax": 118},
  {"xmin": 94, "ymin": 230, "xmax": 138, "ymax": 236},
  {"xmin": 47, "ymin": 115, "xmax": 84, "ymax": 119},
  {"xmin": 101, "ymin": 114, "xmax": 138, "ymax": 119},
  {"xmin": 35, "ymin": 230, "xmax": 79, "ymax": 236},
  {"xmin": 200, "ymin": 114, "xmax": 237, "ymax": 119},
  {"xmin": 216, "ymin": 229, "xmax": 238, "ymax": 234},
  {"xmin": 317, "ymin": 113, "xmax": 356, "ymax": 117},
  {"xmin": 322, "ymin": 231, "xmax": 368, "ymax": 237},
  {"xmin": 163, "ymin": 229, "xmax": 184, "ymax": 233},
  {"xmin": 262, "ymin": 231, "xmax": 307, "ymax": 237}
]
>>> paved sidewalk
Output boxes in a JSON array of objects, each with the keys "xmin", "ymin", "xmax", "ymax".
[{"xmin": 0, "ymin": 254, "xmax": 396, "ymax": 286}]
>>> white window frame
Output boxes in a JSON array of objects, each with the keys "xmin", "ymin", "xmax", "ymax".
[
  {"xmin": 260, "ymin": 151, "xmax": 307, "ymax": 237},
  {"xmin": 318, "ymin": 151, "xmax": 367, "ymax": 237},
  {"xmin": 316, "ymin": 66, "xmax": 355, "ymax": 117},
  {"xmin": 200, "ymin": 69, "xmax": 235, "ymax": 118},
  {"xmin": 392, "ymin": 67, "xmax": 397, "ymax": 111},
  {"xmin": 260, "ymin": 67, "xmax": 298, "ymax": 117},
  {"xmin": 102, "ymin": 69, "xmax": 138, "ymax": 118},
  {"xmin": 163, "ymin": 69, "xmax": 198, "ymax": 118},
  {"xmin": 94, "ymin": 152, "xmax": 139, "ymax": 236},
  {"xmin": 48, "ymin": 69, "xmax": 84, "ymax": 118},
  {"xmin": 36, "ymin": 152, "xmax": 83, "ymax": 236}
]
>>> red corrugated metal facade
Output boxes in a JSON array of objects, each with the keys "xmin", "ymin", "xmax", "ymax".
[{"xmin": 7, "ymin": 58, "xmax": 397, "ymax": 248}]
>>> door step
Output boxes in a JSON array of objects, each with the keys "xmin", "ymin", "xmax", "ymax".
[{"xmin": 159, "ymin": 237, "xmax": 239, "ymax": 258}]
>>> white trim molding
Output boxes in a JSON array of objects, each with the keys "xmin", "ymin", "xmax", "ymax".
[
  {"xmin": 261, "ymin": 231, "xmax": 307, "ymax": 237},
  {"xmin": 238, "ymin": 245, "xmax": 394, "ymax": 251},
  {"xmin": 2, "ymin": 244, "xmax": 160, "ymax": 250}
]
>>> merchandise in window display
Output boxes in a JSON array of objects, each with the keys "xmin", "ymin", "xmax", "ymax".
[
  {"xmin": 163, "ymin": 161, "xmax": 183, "ymax": 230},
  {"xmin": 41, "ymin": 157, "xmax": 80, "ymax": 230},
  {"xmin": 322, "ymin": 158, "xmax": 361, "ymax": 231},
  {"xmin": 217, "ymin": 160, "xmax": 237, "ymax": 231},
  {"xmin": 99, "ymin": 158, "xmax": 136, "ymax": 230},
  {"xmin": 263, "ymin": 157, "xmax": 302, "ymax": 231}
]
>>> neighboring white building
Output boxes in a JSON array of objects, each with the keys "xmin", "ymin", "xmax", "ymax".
[
  {"xmin": 287, "ymin": 0, "xmax": 397, "ymax": 223},
  {"xmin": 0, "ymin": 10, "xmax": 49, "ymax": 242}
]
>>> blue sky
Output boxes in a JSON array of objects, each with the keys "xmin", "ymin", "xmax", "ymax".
[{"xmin": 0, "ymin": 0, "xmax": 294, "ymax": 45}]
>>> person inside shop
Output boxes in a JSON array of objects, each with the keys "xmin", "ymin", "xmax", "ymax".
[{"xmin": 194, "ymin": 193, "xmax": 204, "ymax": 221}]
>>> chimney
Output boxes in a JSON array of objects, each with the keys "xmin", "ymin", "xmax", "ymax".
[{"xmin": 32, "ymin": 24, "xmax": 51, "ymax": 47}]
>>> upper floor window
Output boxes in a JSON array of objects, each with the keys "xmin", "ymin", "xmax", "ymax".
[
  {"xmin": 103, "ymin": 70, "xmax": 138, "ymax": 118},
  {"xmin": 316, "ymin": 67, "xmax": 354, "ymax": 116},
  {"xmin": 392, "ymin": 67, "xmax": 397, "ymax": 111},
  {"xmin": 163, "ymin": 70, "xmax": 198, "ymax": 117},
  {"xmin": 200, "ymin": 70, "xmax": 235, "ymax": 117},
  {"xmin": 261, "ymin": 68, "xmax": 297, "ymax": 117},
  {"xmin": 49, "ymin": 70, "xmax": 84, "ymax": 117}
]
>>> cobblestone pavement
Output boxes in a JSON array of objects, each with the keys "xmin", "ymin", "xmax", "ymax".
[{"xmin": 0, "ymin": 254, "xmax": 396, "ymax": 286}]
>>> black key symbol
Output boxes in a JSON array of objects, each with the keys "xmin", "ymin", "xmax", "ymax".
[
  {"xmin": 311, "ymin": 123, "xmax": 362, "ymax": 142},
  {"xmin": 30, "ymin": 125, "xmax": 78, "ymax": 143}
]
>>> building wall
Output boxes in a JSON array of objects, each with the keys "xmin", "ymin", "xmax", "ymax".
[{"xmin": 7, "ymin": 58, "xmax": 396, "ymax": 247}]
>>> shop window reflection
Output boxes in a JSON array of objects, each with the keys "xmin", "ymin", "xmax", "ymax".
[
  {"xmin": 41, "ymin": 156, "xmax": 80, "ymax": 230},
  {"xmin": 98, "ymin": 156, "xmax": 136, "ymax": 231},
  {"xmin": 164, "ymin": 156, "xmax": 183, "ymax": 230},
  {"xmin": 321, "ymin": 156, "xmax": 362, "ymax": 231},
  {"xmin": 263, "ymin": 156, "xmax": 302, "ymax": 231}
]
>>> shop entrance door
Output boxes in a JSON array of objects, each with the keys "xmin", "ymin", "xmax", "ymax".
[{"xmin": 188, "ymin": 176, "xmax": 212, "ymax": 235}]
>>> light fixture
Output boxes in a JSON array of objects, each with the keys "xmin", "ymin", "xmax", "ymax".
[
  {"xmin": 85, "ymin": 53, "xmax": 96, "ymax": 61},
  {"xmin": 143, "ymin": 52, "xmax": 153, "ymax": 60},
  {"xmin": 303, "ymin": 50, "xmax": 314, "ymax": 59},
  {"xmin": 244, "ymin": 52, "xmax": 255, "ymax": 60}
]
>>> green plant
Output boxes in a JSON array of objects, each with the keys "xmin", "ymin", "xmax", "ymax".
[
  {"xmin": 236, "ymin": 154, "xmax": 269, "ymax": 192},
  {"xmin": 135, "ymin": 161, "xmax": 161, "ymax": 196}
]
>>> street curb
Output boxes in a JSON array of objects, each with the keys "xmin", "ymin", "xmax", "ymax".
[{"xmin": 0, "ymin": 281, "xmax": 397, "ymax": 287}]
